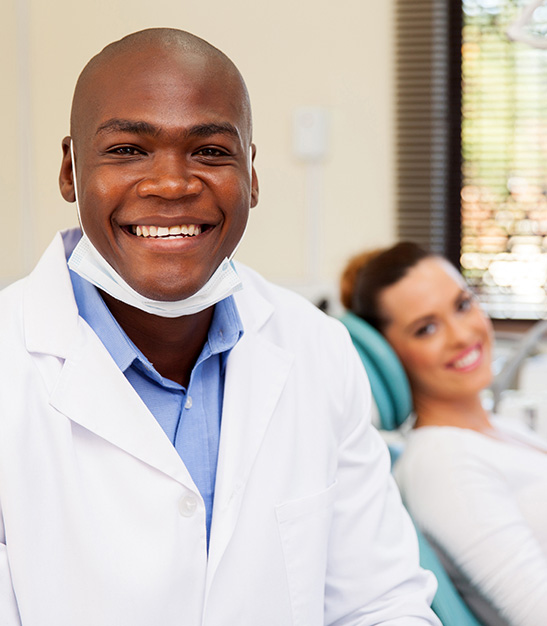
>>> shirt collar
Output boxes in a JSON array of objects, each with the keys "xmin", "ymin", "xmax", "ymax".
[
  {"xmin": 206, "ymin": 295, "xmax": 244, "ymax": 358},
  {"xmin": 69, "ymin": 270, "xmax": 243, "ymax": 381}
]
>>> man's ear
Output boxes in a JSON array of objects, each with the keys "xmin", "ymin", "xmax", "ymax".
[
  {"xmin": 250, "ymin": 143, "xmax": 259, "ymax": 208},
  {"xmin": 59, "ymin": 137, "xmax": 76, "ymax": 202}
]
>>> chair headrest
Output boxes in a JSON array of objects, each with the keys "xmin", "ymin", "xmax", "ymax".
[{"xmin": 339, "ymin": 311, "xmax": 413, "ymax": 430}]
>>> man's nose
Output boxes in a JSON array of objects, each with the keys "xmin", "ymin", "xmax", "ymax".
[{"xmin": 136, "ymin": 156, "xmax": 203, "ymax": 199}]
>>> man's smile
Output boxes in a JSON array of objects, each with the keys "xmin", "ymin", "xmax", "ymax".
[{"xmin": 130, "ymin": 223, "xmax": 208, "ymax": 238}]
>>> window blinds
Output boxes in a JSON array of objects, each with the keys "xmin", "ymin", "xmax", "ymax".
[{"xmin": 396, "ymin": 0, "xmax": 462, "ymax": 261}]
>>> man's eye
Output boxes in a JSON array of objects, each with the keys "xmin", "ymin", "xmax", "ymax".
[
  {"xmin": 195, "ymin": 147, "xmax": 229, "ymax": 157},
  {"xmin": 108, "ymin": 146, "xmax": 144, "ymax": 156},
  {"xmin": 415, "ymin": 323, "xmax": 436, "ymax": 338}
]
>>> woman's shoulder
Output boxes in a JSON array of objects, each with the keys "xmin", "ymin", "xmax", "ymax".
[
  {"xmin": 393, "ymin": 426, "xmax": 492, "ymax": 490},
  {"xmin": 491, "ymin": 416, "xmax": 547, "ymax": 450}
]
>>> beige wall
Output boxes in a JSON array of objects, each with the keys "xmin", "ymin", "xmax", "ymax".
[{"xmin": 2, "ymin": 0, "xmax": 396, "ymax": 301}]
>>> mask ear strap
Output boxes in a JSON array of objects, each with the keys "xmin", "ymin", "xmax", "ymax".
[
  {"xmin": 249, "ymin": 145, "xmax": 253, "ymax": 183},
  {"xmin": 70, "ymin": 139, "xmax": 85, "ymax": 233}
]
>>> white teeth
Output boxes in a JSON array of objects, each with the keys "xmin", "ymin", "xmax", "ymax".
[
  {"xmin": 453, "ymin": 348, "xmax": 480, "ymax": 370},
  {"xmin": 132, "ymin": 224, "xmax": 203, "ymax": 238}
]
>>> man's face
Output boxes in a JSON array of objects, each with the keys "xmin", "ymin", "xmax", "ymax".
[{"xmin": 60, "ymin": 47, "xmax": 258, "ymax": 301}]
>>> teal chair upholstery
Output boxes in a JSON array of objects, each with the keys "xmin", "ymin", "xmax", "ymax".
[
  {"xmin": 415, "ymin": 522, "xmax": 483, "ymax": 625},
  {"xmin": 341, "ymin": 312, "xmax": 485, "ymax": 625},
  {"xmin": 339, "ymin": 311, "xmax": 412, "ymax": 430}
]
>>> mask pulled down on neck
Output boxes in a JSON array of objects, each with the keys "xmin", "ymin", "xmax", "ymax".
[{"xmin": 67, "ymin": 141, "xmax": 247, "ymax": 317}]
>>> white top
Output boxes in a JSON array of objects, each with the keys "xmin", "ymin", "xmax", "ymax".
[{"xmin": 394, "ymin": 418, "xmax": 547, "ymax": 625}]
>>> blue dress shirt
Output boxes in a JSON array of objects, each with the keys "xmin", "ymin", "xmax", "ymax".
[{"xmin": 69, "ymin": 270, "xmax": 243, "ymax": 543}]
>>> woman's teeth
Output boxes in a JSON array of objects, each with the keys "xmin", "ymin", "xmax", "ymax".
[
  {"xmin": 132, "ymin": 224, "xmax": 202, "ymax": 238},
  {"xmin": 452, "ymin": 347, "xmax": 481, "ymax": 370}
]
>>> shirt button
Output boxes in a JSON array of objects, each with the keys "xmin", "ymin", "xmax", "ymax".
[
  {"xmin": 185, "ymin": 396, "xmax": 193, "ymax": 409},
  {"xmin": 179, "ymin": 494, "xmax": 198, "ymax": 517}
]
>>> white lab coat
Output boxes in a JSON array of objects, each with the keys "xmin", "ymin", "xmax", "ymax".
[{"xmin": 0, "ymin": 229, "xmax": 439, "ymax": 626}]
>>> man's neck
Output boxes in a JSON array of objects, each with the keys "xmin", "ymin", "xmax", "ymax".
[{"xmin": 100, "ymin": 291, "xmax": 214, "ymax": 387}]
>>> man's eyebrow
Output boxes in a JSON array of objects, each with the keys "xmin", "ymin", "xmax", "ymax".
[
  {"xmin": 95, "ymin": 119, "xmax": 159, "ymax": 136},
  {"xmin": 95, "ymin": 119, "xmax": 241, "ymax": 141},
  {"xmin": 186, "ymin": 122, "xmax": 240, "ymax": 140}
]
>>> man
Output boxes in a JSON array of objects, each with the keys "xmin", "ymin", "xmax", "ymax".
[{"xmin": 0, "ymin": 28, "xmax": 439, "ymax": 625}]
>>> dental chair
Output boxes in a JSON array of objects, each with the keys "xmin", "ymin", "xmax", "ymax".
[
  {"xmin": 339, "ymin": 312, "xmax": 413, "ymax": 431},
  {"xmin": 340, "ymin": 311, "xmax": 496, "ymax": 626}
]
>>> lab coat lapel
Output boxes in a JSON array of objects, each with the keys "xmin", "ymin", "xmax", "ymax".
[
  {"xmin": 49, "ymin": 327, "xmax": 195, "ymax": 488},
  {"xmin": 206, "ymin": 286, "xmax": 294, "ymax": 593},
  {"xmin": 24, "ymin": 230, "xmax": 195, "ymax": 489}
]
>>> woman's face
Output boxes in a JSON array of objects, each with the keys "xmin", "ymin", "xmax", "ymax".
[{"xmin": 380, "ymin": 257, "xmax": 493, "ymax": 404}]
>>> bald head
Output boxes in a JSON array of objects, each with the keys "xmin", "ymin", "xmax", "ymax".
[{"xmin": 70, "ymin": 28, "xmax": 252, "ymax": 145}]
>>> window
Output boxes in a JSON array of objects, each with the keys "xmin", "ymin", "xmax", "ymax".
[
  {"xmin": 462, "ymin": 0, "xmax": 547, "ymax": 319},
  {"xmin": 397, "ymin": 0, "xmax": 547, "ymax": 319}
]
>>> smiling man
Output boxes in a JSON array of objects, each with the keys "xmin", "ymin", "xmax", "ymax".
[{"xmin": 0, "ymin": 29, "xmax": 439, "ymax": 625}]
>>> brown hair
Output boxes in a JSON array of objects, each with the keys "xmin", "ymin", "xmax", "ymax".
[{"xmin": 341, "ymin": 242, "xmax": 433, "ymax": 332}]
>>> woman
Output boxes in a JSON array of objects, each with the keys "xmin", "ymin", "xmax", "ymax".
[{"xmin": 341, "ymin": 242, "xmax": 547, "ymax": 626}]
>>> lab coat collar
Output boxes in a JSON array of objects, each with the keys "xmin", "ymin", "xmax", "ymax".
[{"xmin": 24, "ymin": 229, "xmax": 81, "ymax": 358}]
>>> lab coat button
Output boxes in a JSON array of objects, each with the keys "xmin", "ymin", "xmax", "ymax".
[{"xmin": 179, "ymin": 494, "xmax": 198, "ymax": 517}]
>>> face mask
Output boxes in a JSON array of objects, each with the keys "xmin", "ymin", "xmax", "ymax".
[{"xmin": 67, "ymin": 141, "xmax": 252, "ymax": 318}]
